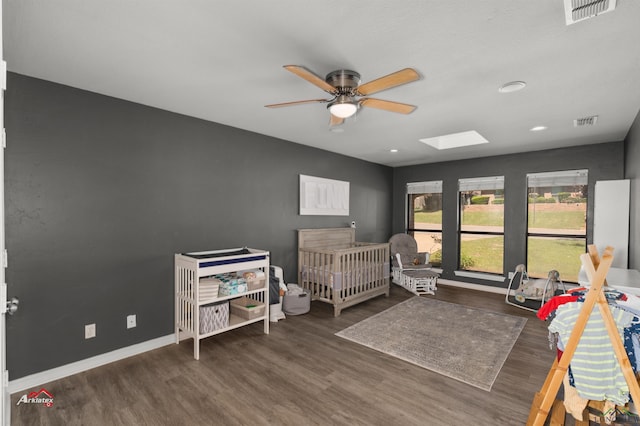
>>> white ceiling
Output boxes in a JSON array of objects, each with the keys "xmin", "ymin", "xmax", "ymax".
[{"xmin": 4, "ymin": 1, "xmax": 640, "ymax": 167}]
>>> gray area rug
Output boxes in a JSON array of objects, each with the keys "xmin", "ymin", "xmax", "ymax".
[{"xmin": 335, "ymin": 297, "xmax": 527, "ymax": 391}]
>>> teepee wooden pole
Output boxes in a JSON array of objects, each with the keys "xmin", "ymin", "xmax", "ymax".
[
  {"xmin": 527, "ymin": 246, "xmax": 615, "ymax": 426},
  {"xmin": 582, "ymin": 250, "xmax": 640, "ymax": 407}
]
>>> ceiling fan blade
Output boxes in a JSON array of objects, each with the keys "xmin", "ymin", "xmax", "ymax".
[
  {"xmin": 265, "ymin": 99, "xmax": 330, "ymax": 108},
  {"xmin": 357, "ymin": 68, "xmax": 420, "ymax": 96},
  {"xmin": 329, "ymin": 114, "xmax": 345, "ymax": 127},
  {"xmin": 283, "ymin": 65, "xmax": 337, "ymax": 94},
  {"xmin": 360, "ymin": 98, "xmax": 417, "ymax": 114}
]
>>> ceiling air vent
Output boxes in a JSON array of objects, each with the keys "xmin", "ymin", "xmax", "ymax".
[
  {"xmin": 564, "ymin": 0, "xmax": 616, "ymax": 25},
  {"xmin": 574, "ymin": 115, "xmax": 598, "ymax": 127}
]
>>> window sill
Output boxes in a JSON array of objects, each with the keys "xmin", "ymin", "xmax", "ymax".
[{"xmin": 454, "ymin": 270, "xmax": 505, "ymax": 282}]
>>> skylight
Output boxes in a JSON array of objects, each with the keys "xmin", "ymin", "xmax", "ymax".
[{"xmin": 419, "ymin": 130, "xmax": 489, "ymax": 150}]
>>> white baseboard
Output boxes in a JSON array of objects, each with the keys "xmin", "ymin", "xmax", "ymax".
[
  {"xmin": 438, "ymin": 278, "xmax": 509, "ymax": 295},
  {"xmin": 8, "ymin": 334, "xmax": 175, "ymax": 394}
]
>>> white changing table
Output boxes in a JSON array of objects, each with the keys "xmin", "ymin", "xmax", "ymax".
[{"xmin": 578, "ymin": 266, "xmax": 640, "ymax": 296}]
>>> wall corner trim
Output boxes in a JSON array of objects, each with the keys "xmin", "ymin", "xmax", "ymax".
[{"xmin": 8, "ymin": 334, "xmax": 175, "ymax": 394}]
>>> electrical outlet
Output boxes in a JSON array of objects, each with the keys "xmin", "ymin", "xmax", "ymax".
[
  {"xmin": 85, "ymin": 323, "xmax": 96, "ymax": 339},
  {"xmin": 127, "ymin": 314, "xmax": 136, "ymax": 329}
]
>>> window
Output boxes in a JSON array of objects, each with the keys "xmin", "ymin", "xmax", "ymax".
[
  {"xmin": 527, "ymin": 170, "xmax": 588, "ymax": 282},
  {"xmin": 406, "ymin": 181, "xmax": 442, "ymax": 267},
  {"xmin": 458, "ymin": 176, "xmax": 504, "ymax": 275}
]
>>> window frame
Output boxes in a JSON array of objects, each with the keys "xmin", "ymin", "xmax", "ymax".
[
  {"xmin": 405, "ymin": 181, "xmax": 443, "ymax": 268},
  {"xmin": 526, "ymin": 170, "xmax": 588, "ymax": 282},
  {"xmin": 457, "ymin": 176, "xmax": 505, "ymax": 276}
]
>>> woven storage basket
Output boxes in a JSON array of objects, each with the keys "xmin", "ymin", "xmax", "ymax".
[{"xmin": 230, "ymin": 297, "xmax": 265, "ymax": 320}]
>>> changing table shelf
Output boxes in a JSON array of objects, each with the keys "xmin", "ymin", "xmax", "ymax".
[{"xmin": 175, "ymin": 247, "xmax": 270, "ymax": 360}]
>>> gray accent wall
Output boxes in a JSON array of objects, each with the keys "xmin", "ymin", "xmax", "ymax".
[
  {"xmin": 5, "ymin": 71, "xmax": 633, "ymax": 381},
  {"xmin": 393, "ymin": 142, "xmax": 625, "ymax": 287},
  {"xmin": 625, "ymin": 108, "xmax": 640, "ymax": 269},
  {"xmin": 4, "ymin": 73, "xmax": 393, "ymax": 379}
]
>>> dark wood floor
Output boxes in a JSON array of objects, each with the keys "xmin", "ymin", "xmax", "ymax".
[{"xmin": 11, "ymin": 284, "xmax": 558, "ymax": 426}]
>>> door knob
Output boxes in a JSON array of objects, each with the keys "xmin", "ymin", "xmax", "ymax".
[{"xmin": 6, "ymin": 297, "xmax": 19, "ymax": 315}]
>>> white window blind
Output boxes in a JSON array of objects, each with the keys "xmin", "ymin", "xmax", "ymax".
[
  {"xmin": 458, "ymin": 176, "xmax": 504, "ymax": 191},
  {"xmin": 527, "ymin": 170, "xmax": 588, "ymax": 187},
  {"xmin": 407, "ymin": 180, "xmax": 442, "ymax": 194}
]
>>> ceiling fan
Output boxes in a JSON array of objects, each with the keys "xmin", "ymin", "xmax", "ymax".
[{"xmin": 265, "ymin": 65, "xmax": 420, "ymax": 126}]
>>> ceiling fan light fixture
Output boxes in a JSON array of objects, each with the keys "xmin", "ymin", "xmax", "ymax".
[
  {"xmin": 328, "ymin": 95, "xmax": 358, "ymax": 118},
  {"xmin": 268, "ymin": 65, "xmax": 420, "ymax": 121}
]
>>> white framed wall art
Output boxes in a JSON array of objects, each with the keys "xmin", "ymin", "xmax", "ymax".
[{"xmin": 299, "ymin": 174, "xmax": 350, "ymax": 216}]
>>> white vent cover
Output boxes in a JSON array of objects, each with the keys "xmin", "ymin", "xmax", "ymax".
[
  {"xmin": 574, "ymin": 115, "xmax": 598, "ymax": 127},
  {"xmin": 564, "ymin": 0, "xmax": 616, "ymax": 25}
]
